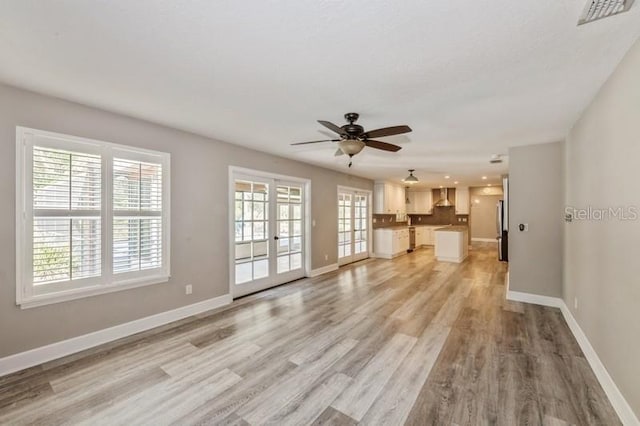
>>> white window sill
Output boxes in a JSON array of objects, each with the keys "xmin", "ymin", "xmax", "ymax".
[{"xmin": 18, "ymin": 275, "xmax": 170, "ymax": 309}]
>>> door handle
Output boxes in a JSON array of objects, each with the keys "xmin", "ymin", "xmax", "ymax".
[{"xmin": 274, "ymin": 236, "xmax": 279, "ymax": 240}]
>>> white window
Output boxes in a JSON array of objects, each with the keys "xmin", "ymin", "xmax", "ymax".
[{"xmin": 16, "ymin": 127, "xmax": 170, "ymax": 308}]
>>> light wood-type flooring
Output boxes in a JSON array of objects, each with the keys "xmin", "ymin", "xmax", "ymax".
[{"xmin": 0, "ymin": 244, "xmax": 620, "ymax": 425}]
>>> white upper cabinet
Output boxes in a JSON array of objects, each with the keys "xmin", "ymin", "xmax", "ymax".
[
  {"xmin": 374, "ymin": 181, "xmax": 406, "ymax": 216},
  {"xmin": 406, "ymin": 190, "xmax": 433, "ymax": 214},
  {"xmin": 373, "ymin": 182, "xmax": 391, "ymax": 214},
  {"xmin": 455, "ymin": 187, "xmax": 470, "ymax": 215},
  {"xmin": 395, "ymin": 185, "xmax": 406, "ymax": 216},
  {"xmin": 406, "ymin": 192, "xmax": 416, "ymax": 214}
]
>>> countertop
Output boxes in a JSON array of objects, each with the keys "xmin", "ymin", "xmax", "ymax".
[
  {"xmin": 434, "ymin": 225, "xmax": 469, "ymax": 233},
  {"xmin": 375, "ymin": 225, "xmax": 412, "ymax": 230},
  {"xmin": 375, "ymin": 224, "xmax": 456, "ymax": 231}
]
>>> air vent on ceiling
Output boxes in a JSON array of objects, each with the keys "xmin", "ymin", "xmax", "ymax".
[
  {"xmin": 490, "ymin": 154, "xmax": 504, "ymax": 164},
  {"xmin": 578, "ymin": 0, "xmax": 635, "ymax": 25}
]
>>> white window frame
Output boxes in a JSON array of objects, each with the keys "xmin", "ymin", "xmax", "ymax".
[{"xmin": 16, "ymin": 127, "xmax": 171, "ymax": 309}]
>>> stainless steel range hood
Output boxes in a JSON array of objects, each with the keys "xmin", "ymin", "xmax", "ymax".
[{"xmin": 434, "ymin": 188, "xmax": 453, "ymax": 207}]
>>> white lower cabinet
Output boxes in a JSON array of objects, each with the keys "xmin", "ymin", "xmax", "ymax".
[
  {"xmin": 413, "ymin": 225, "xmax": 443, "ymax": 246},
  {"xmin": 375, "ymin": 225, "xmax": 450, "ymax": 258},
  {"xmin": 374, "ymin": 228, "xmax": 410, "ymax": 259},
  {"xmin": 415, "ymin": 227, "xmax": 426, "ymax": 246},
  {"xmin": 392, "ymin": 229, "xmax": 410, "ymax": 255},
  {"xmin": 425, "ymin": 227, "xmax": 434, "ymax": 245}
]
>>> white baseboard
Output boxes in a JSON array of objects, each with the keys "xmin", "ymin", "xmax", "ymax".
[
  {"xmin": 506, "ymin": 290, "xmax": 639, "ymax": 426},
  {"xmin": 373, "ymin": 249, "xmax": 415, "ymax": 260},
  {"xmin": 559, "ymin": 303, "xmax": 640, "ymax": 426},
  {"xmin": 372, "ymin": 252, "xmax": 392, "ymax": 259},
  {"xmin": 309, "ymin": 263, "xmax": 338, "ymax": 277},
  {"xmin": 471, "ymin": 237, "xmax": 498, "ymax": 243},
  {"xmin": 0, "ymin": 294, "xmax": 232, "ymax": 377},
  {"xmin": 436, "ymin": 255, "xmax": 467, "ymax": 263},
  {"xmin": 506, "ymin": 290, "xmax": 564, "ymax": 308}
]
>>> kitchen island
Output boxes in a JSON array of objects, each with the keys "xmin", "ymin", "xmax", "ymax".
[{"xmin": 434, "ymin": 226, "xmax": 469, "ymax": 263}]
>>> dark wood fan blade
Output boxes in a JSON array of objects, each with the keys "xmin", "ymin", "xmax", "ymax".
[
  {"xmin": 334, "ymin": 148, "xmax": 344, "ymax": 156},
  {"xmin": 361, "ymin": 125, "xmax": 412, "ymax": 139},
  {"xmin": 318, "ymin": 120, "xmax": 346, "ymax": 135},
  {"xmin": 364, "ymin": 139, "xmax": 402, "ymax": 152},
  {"xmin": 291, "ymin": 139, "xmax": 340, "ymax": 146}
]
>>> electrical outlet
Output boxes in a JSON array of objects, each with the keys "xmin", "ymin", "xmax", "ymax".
[
  {"xmin": 324, "ymin": 254, "xmax": 328, "ymax": 261},
  {"xmin": 418, "ymin": 217, "xmax": 421, "ymax": 222},
  {"xmin": 185, "ymin": 284, "xmax": 193, "ymax": 295},
  {"xmin": 312, "ymin": 219, "xmax": 316, "ymax": 227},
  {"xmin": 574, "ymin": 297, "xmax": 578, "ymax": 310}
]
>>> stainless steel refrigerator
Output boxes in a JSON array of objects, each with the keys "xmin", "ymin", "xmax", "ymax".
[
  {"xmin": 496, "ymin": 200, "xmax": 509, "ymax": 262},
  {"xmin": 497, "ymin": 176, "xmax": 509, "ymax": 261}
]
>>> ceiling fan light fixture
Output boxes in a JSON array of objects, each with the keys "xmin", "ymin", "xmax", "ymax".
[
  {"xmin": 339, "ymin": 139, "xmax": 365, "ymax": 156},
  {"xmin": 292, "ymin": 113, "xmax": 410, "ymax": 166},
  {"xmin": 404, "ymin": 169, "xmax": 419, "ymax": 184}
]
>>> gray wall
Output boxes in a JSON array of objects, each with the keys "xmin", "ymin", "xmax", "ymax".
[
  {"xmin": 564, "ymin": 38, "xmax": 640, "ymax": 418},
  {"xmin": 508, "ymin": 141, "xmax": 564, "ymax": 297},
  {"xmin": 469, "ymin": 187, "xmax": 502, "ymax": 240},
  {"xmin": 0, "ymin": 83, "xmax": 372, "ymax": 357}
]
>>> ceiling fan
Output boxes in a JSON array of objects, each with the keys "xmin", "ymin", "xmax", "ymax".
[{"xmin": 291, "ymin": 112, "xmax": 412, "ymax": 167}]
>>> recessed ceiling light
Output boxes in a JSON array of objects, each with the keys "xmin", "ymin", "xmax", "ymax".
[
  {"xmin": 439, "ymin": 185, "xmax": 443, "ymax": 188},
  {"xmin": 488, "ymin": 184, "xmax": 492, "ymax": 187},
  {"xmin": 444, "ymin": 175, "xmax": 450, "ymax": 179},
  {"xmin": 482, "ymin": 176, "xmax": 487, "ymax": 180},
  {"xmin": 454, "ymin": 181, "xmax": 459, "ymax": 185}
]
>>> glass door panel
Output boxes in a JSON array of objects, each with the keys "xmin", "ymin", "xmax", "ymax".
[
  {"xmin": 355, "ymin": 194, "xmax": 368, "ymax": 254},
  {"xmin": 276, "ymin": 183, "xmax": 304, "ymax": 275},
  {"xmin": 234, "ymin": 180, "xmax": 269, "ymax": 284},
  {"xmin": 338, "ymin": 193, "xmax": 352, "ymax": 260},
  {"xmin": 232, "ymin": 173, "xmax": 306, "ymax": 297},
  {"xmin": 338, "ymin": 190, "xmax": 369, "ymax": 265}
]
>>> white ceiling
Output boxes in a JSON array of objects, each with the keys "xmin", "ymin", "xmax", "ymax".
[{"xmin": 1, "ymin": 1, "xmax": 639, "ymax": 187}]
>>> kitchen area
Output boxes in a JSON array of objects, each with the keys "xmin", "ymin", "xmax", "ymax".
[{"xmin": 372, "ymin": 179, "xmax": 508, "ymax": 263}]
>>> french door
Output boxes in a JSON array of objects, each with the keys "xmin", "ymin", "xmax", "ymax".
[
  {"xmin": 338, "ymin": 188, "xmax": 370, "ymax": 265},
  {"xmin": 231, "ymin": 172, "xmax": 307, "ymax": 297}
]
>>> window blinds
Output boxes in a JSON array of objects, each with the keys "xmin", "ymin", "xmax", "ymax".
[
  {"xmin": 113, "ymin": 158, "xmax": 163, "ymax": 274},
  {"xmin": 32, "ymin": 146, "xmax": 102, "ymax": 283}
]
